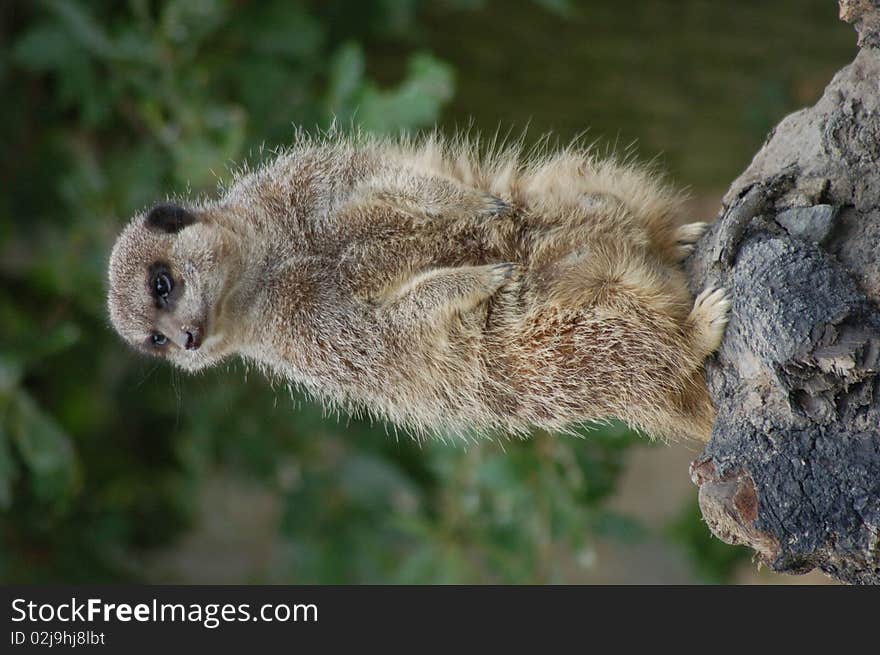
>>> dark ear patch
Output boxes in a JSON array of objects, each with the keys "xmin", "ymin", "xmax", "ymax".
[{"xmin": 145, "ymin": 203, "xmax": 197, "ymax": 234}]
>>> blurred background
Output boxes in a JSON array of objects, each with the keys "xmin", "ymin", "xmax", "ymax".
[{"xmin": 0, "ymin": 0, "xmax": 855, "ymax": 584}]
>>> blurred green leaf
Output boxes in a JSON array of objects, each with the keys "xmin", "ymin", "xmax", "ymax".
[
  {"xmin": 12, "ymin": 23, "xmax": 77, "ymax": 71},
  {"xmin": 327, "ymin": 42, "xmax": 366, "ymax": 116},
  {"xmin": 168, "ymin": 106, "xmax": 247, "ymax": 188},
  {"xmin": 0, "ymin": 291, "xmax": 81, "ymax": 368},
  {"xmin": 236, "ymin": 2, "xmax": 325, "ymax": 59},
  {"xmin": 46, "ymin": 0, "xmax": 119, "ymax": 60},
  {"xmin": 0, "ymin": 411, "xmax": 20, "ymax": 510},
  {"xmin": 355, "ymin": 53, "xmax": 455, "ymax": 133},
  {"xmin": 159, "ymin": 0, "xmax": 230, "ymax": 47},
  {"xmin": 0, "ymin": 358, "xmax": 22, "ymax": 395},
  {"xmin": 8, "ymin": 390, "xmax": 80, "ymax": 507}
]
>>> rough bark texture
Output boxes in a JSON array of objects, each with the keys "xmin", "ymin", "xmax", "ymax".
[{"xmin": 687, "ymin": 1, "xmax": 880, "ymax": 585}]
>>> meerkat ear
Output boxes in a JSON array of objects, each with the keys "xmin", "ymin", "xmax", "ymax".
[{"xmin": 145, "ymin": 203, "xmax": 197, "ymax": 234}]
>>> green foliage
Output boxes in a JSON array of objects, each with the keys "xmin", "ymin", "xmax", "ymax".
[
  {"xmin": 327, "ymin": 43, "xmax": 454, "ymax": 132},
  {"xmin": 275, "ymin": 423, "xmax": 642, "ymax": 583}
]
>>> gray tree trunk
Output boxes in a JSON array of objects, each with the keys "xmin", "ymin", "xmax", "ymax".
[{"xmin": 687, "ymin": 0, "xmax": 880, "ymax": 584}]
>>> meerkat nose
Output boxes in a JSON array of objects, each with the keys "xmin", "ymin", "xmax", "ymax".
[{"xmin": 184, "ymin": 326, "xmax": 203, "ymax": 351}]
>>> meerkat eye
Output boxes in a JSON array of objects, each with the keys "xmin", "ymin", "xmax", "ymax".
[
  {"xmin": 151, "ymin": 332, "xmax": 168, "ymax": 346},
  {"xmin": 153, "ymin": 271, "xmax": 173, "ymax": 299}
]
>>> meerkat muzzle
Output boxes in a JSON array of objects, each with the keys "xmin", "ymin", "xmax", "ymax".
[{"xmin": 156, "ymin": 315, "xmax": 204, "ymax": 351}]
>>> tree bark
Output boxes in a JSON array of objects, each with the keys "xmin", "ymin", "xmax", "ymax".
[{"xmin": 687, "ymin": 0, "xmax": 880, "ymax": 584}]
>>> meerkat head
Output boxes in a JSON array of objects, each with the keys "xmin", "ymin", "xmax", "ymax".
[{"xmin": 107, "ymin": 202, "xmax": 246, "ymax": 372}]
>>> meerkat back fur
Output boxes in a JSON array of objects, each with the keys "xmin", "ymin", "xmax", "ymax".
[{"xmin": 107, "ymin": 130, "xmax": 729, "ymax": 442}]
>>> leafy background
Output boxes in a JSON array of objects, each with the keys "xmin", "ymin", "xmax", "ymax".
[{"xmin": 0, "ymin": 0, "xmax": 854, "ymax": 583}]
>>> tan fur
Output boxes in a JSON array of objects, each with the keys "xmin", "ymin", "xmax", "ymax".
[{"xmin": 107, "ymin": 129, "xmax": 728, "ymax": 442}]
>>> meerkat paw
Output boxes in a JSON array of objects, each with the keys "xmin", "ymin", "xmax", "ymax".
[
  {"xmin": 444, "ymin": 263, "xmax": 516, "ymax": 316},
  {"xmin": 383, "ymin": 264, "xmax": 517, "ymax": 323},
  {"xmin": 672, "ymin": 222, "xmax": 709, "ymax": 260},
  {"xmin": 445, "ymin": 263, "xmax": 515, "ymax": 314},
  {"xmin": 689, "ymin": 287, "xmax": 730, "ymax": 356}
]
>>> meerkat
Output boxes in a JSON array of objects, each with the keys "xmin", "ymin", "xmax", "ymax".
[{"xmin": 107, "ymin": 130, "xmax": 729, "ymax": 442}]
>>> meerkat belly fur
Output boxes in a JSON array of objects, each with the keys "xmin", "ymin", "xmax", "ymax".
[{"xmin": 108, "ymin": 131, "xmax": 729, "ymax": 441}]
